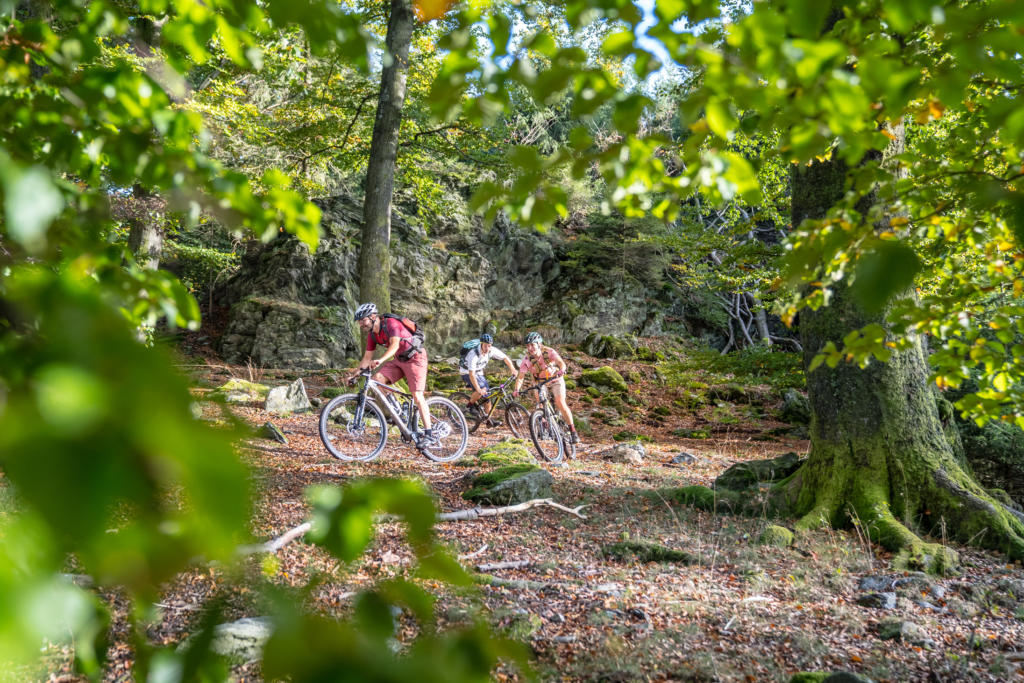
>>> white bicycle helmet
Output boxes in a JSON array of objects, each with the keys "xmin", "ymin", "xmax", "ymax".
[
  {"xmin": 524, "ymin": 332, "xmax": 543, "ymax": 344},
  {"xmin": 353, "ymin": 302, "xmax": 377, "ymax": 321}
]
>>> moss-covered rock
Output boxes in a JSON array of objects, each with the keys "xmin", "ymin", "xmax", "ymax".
[
  {"xmin": 652, "ymin": 405, "xmax": 672, "ymax": 416},
  {"xmin": 714, "ymin": 452, "xmax": 804, "ymax": 491},
  {"xmin": 658, "ymin": 485, "xmax": 742, "ymax": 512},
  {"xmin": 707, "ymin": 383, "xmax": 749, "ymax": 403},
  {"xmin": 583, "ymin": 333, "xmax": 635, "ymax": 359},
  {"xmin": 581, "ymin": 366, "xmax": 629, "ymax": 393},
  {"xmin": 320, "ymin": 386, "xmax": 345, "ymax": 399},
  {"xmin": 602, "ymin": 541, "xmax": 696, "ymax": 564},
  {"xmin": 758, "ymin": 524, "xmax": 794, "ymax": 547},
  {"xmin": 788, "ymin": 675, "xmax": 829, "ymax": 683},
  {"xmin": 469, "ymin": 439, "xmax": 535, "ymax": 466},
  {"xmin": 213, "ymin": 378, "xmax": 269, "ymax": 403},
  {"xmin": 585, "ymin": 386, "xmax": 601, "ymax": 398},
  {"xmin": 599, "ymin": 394, "xmax": 623, "ymax": 408},
  {"xmin": 779, "ymin": 389, "xmax": 811, "ymax": 425},
  {"xmin": 462, "ymin": 465, "xmax": 553, "ymax": 505},
  {"xmin": 635, "ymin": 347, "xmax": 658, "ymax": 362}
]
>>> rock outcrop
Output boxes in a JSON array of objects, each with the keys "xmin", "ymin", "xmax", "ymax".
[{"xmin": 217, "ymin": 195, "xmax": 689, "ymax": 369}]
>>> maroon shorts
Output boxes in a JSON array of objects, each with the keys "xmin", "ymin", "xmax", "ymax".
[{"xmin": 375, "ymin": 351, "xmax": 428, "ymax": 393}]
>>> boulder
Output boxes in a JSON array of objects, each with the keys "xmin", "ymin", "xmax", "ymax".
[
  {"xmin": 212, "ymin": 378, "xmax": 269, "ymax": 403},
  {"xmin": 205, "ymin": 616, "xmax": 274, "ymax": 663},
  {"xmin": 779, "ymin": 389, "xmax": 811, "ymax": 425},
  {"xmin": 580, "ymin": 366, "xmax": 629, "ymax": 394},
  {"xmin": 714, "ymin": 452, "xmax": 804, "ymax": 491},
  {"xmin": 470, "ymin": 439, "xmax": 535, "ymax": 466},
  {"xmin": 264, "ymin": 378, "xmax": 313, "ymax": 414},
  {"xmin": 259, "ymin": 421, "xmax": 288, "ymax": 444},
  {"xmin": 583, "ymin": 333, "xmax": 635, "ymax": 359},
  {"xmin": 856, "ymin": 592, "xmax": 897, "ymax": 610},
  {"xmin": 670, "ymin": 452, "xmax": 697, "ymax": 465},
  {"xmin": 602, "ymin": 540, "xmax": 696, "ymax": 564},
  {"xmin": 601, "ymin": 442, "xmax": 645, "ymax": 465},
  {"xmin": 462, "ymin": 465, "xmax": 554, "ymax": 505}
]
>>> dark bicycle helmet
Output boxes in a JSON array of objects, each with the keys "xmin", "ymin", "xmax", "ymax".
[
  {"xmin": 524, "ymin": 331, "xmax": 543, "ymax": 344},
  {"xmin": 353, "ymin": 302, "xmax": 377, "ymax": 321},
  {"xmin": 480, "ymin": 333, "xmax": 494, "ymax": 343}
]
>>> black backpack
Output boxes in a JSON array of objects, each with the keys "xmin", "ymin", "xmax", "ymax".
[{"xmin": 379, "ymin": 313, "xmax": 426, "ymax": 361}]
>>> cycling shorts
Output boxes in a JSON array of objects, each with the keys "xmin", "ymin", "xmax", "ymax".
[{"xmin": 462, "ymin": 372, "xmax": 489, "ymax": 392}]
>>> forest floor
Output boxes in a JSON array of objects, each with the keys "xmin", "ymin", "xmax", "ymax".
[{"xmin": 36, "ymin": 338, "xmax": 1024, "ymax": 682}]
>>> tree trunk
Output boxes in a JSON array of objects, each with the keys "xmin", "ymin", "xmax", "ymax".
[
  {"xmin": 772, "ymin": 141, "xmax": 1024, "ymax": 569},
  {"xmin": 127, "ymin": 185, "xmax": 162, "ymax": 269},
  {"xmin": 356, "ymin": 0, "xmax": 414, "ymax": 312}
]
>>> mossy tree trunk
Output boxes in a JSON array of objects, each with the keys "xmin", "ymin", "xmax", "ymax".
[
  {"xmin": 773, "ymin": 131, "xmax": 1024, "ymax": 570},
  {"xmin": 356, "ymin": 0, "xmax": 414, "ymax": 312},
  {"xmin": 127, "ymin": 184, "xmax": 162, "ymax": 270}
]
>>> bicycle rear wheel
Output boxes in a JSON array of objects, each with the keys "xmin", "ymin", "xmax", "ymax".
[
  {"xmin": 318, "ymin": 394, "xmax": 387, "ymax": 461},
  {"xmin": 450, "ymin": 391, "xmax": 485, "ymax": 433},
  {"xmin": 504, "ymin": 401, "xmax": 530, "ymax": 439},
  {"xmin": 528, "ymin": 409, "xmax": 564, "ymax": 464},
  {"xmin": 420, "ymin": 396, "xmax": 469, "ymax": 463}
]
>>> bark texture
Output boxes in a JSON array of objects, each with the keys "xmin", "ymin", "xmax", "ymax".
[
  {"xmin": 773, "ymin": 143, "xmax": 1024, "ymax": 570},
  {"xmin": 356, "ymin": 0, "xmax": 415, "ymax": 312}
]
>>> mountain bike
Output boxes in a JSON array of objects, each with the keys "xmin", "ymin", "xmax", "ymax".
[
  {"xmin": 519, "ymin": 375, "xmax": 576, "ymax": 464},
  {"xmin": 450, "ymin": 375, "xmax": 530, "ymax": 437},
  {"xmin": 319, "ymin": 370, "xmax": 468, "ymax": 462}
]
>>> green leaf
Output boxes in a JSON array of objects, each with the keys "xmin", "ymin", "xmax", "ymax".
[
  {"xmin": 0, "ymin": 154, "xmax": 64, "ymax": 255},
  {"xmin": 705, "ymin": 100, "xmax": 737, "ymax": 140},
  {"xmin": 850, "ymin": 242, "xmax": 922, "ymax": 313}
]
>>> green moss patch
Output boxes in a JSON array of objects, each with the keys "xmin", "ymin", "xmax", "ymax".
[
  {"xmin": 602, "ymin": 541, "xmax": 696, "ymax": 564},
  {"xmin": 757, "ymin": 525, "xmax": 794, "ymax": 547},
  {"xmin": 672, "ymin": 428, "xmax": 710, "ymax": 439},
  {"xmin": 580, "ymin": 366, "xmax": 629, "ymax": 394},
  {"xmin": 469, "ymin": 439, "xmax": 535, "ymax": 466},
  {"xmin": 715, "ymin": 452, "xmax": 804, "ymax": 491},
  {"xmin": 656, "ymin": 485, "xmax": 742, "ymax": 513}
]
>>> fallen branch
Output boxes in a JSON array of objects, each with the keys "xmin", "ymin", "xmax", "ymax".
[
  {"xmin": 437, "ymin": 499, "xmax": 587, "ymax": 521},
  {"xmin": 475, "ymin": 560, "xmax": 532, "ymax": 572},
  {"xmin": 237, "ymin": 522, "xmax": 312, "ymax": 556},
  {"xmin": 241, "ymin": 499, "xmax": 585, "ymax": 556},
  {"xmin": 475, "ymin": 574, "xmax": 558, "ymax": 591},
  {"xmin": 458, "ymin": 544, "xmax": 489, "ymax": 560}
]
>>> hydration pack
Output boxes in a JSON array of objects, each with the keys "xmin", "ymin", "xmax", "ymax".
[
  {"xmin": 458, "ymin": 338, "xmax": 480, "ymax": 369},
  {"xmin": 379, "ymin": 313, "xmax": 425, "ymax": 361}
]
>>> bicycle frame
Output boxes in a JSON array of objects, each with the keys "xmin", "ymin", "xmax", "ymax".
[
  {"xmin": 471, "ymin": 375, "xmax": 516, "ymax": 419},
  {"xmin": 352, "ymin": 371, "xmax": 420, "ymax": 441}
]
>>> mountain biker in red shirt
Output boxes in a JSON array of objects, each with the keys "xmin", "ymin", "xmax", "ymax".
[
  {"xmin": 513, "ymin": 331, "xmax": 580, "ymax": 445},
  {"xmin": 347, "ymin": 303, "xmax": 434, "ymax": 442}
]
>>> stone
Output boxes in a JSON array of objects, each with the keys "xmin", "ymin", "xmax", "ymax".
[
  {"xmin": 714, "ymin": 452, "xmax": 804, "ymax": 491},
  {"xmin": 471, "ymin": 438, "xmax": 535, "ymax": 466},
  {"xmin": 600, "ymin": 442, "xmax": 645, "ymax": 465},
  {"xmin": 204, "ymin": 616, "xmax": 274, "ymax": 663},
  {"xmin": 580, "ymin": 366, "xmax": 629, "ymax": 394},
  {"xmin": 670, "ymin": 452, "xmax": 697, "ymax": 464},
  {"xmin": 583, "ymin": 333, "xmax": 635, "ymax": 359},
  {"xmin": 259, "ymin": 421, "xmax": 288, "ymax": 444},
  {"xmin": 264, "ymin": 378, "xmax": 312, "ymax": 414},
  {"xmin": 779, "ymin": 389, "xmax": 811, "ymax": 425},
  {"xmin": 856, "ymin": 592, "xmax": 897, "ymax": 610},
  {"xmin": 858, "ymin": 574, "xmax": 896, "ymax": 592},
  {"xmin": 875, "ymin": 618, "xmax": 932, "ymax": 647},
  {"xmin": 212, "ymin": 378, "xmax": 269, "ymax": 403},
  {"xmin": 462, "ymin": 465, "xmax": 554, "ymax": 506},
  {"xmin": 757, "ymin": 525, "xmax": 794, "ymax": 548}
]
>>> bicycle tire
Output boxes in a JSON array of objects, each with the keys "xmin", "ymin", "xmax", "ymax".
[
  {"xmin": 555, "ymin": 415, "xmax": 576, "ymax": 460},
  {"xmin": 528, "ymin": 409, "xmax": 564, "ymax": 464},
  {"xmin": 504, "ymin": 401, "xmax": 530, "ymax": 439},
  {"xmin": 420, "ymin": 396, "xmax": 469, "ymax": 463},
  {"xmin": 318, "ymin": 394, "xmax": 387, "ymax": 461},
  {"xmin": 450, "ymin": 390, "xmax": 487, "ymax": 434}
]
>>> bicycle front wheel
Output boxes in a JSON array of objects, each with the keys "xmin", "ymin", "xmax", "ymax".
[
  {"xmin": 529, "ymin": 409, "xmax": 564, "ymax": 464},
  {"xmin": 420, "ymin": 396, "xmax": 469, "ymax": 463},
  {"xmin": 318, "ymin": 394, "xmax": 387, "ymax": 461},
  {"xmin": 504, "ymin": 401, "xmax": 530, "ymax": 439}
]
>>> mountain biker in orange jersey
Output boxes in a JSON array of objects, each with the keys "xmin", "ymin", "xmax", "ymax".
[
  {"xmin": 348, "ymin": 303, "xmax": 434, "ymax": 442},
  {"xmin": 513, "ymin": 331, "xmax": 580, "ymax": 445}
]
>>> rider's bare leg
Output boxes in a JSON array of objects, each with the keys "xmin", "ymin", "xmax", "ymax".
[{"xmin": 413, "ymin": 390, "xmax": 432, "ymax": 430}]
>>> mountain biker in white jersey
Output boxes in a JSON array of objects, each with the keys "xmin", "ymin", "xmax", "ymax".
[{"xmin": 460, "ymin": 333, "xmax": 516, "ymax": 419}]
